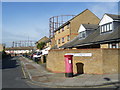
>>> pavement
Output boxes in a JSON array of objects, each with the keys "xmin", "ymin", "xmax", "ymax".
[{"xmin": 19, "ymin": 56, "xmax": 120, "ymax": 88}]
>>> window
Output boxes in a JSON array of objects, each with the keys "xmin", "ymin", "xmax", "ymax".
[
  {"xmin": 104, "ymin": 25, "xmax": 106, "ymax": 32},
  {"xmin": 100, "ymin": 22, "xmax": 112, "ymax": 33},
  {"xmin": 109, "ymin": 43, "xmax": 119, "ymax": 48},
  {"xmin": 102, "ymin": 26, "xmax": 104, "ymax": 32},
  {"xmin": 107, "ymin": 24, "xmax": 109, "ymax": 31},
  {"xmin": 62, "ymin": 37, "xmax": 64, "ymax": 43},
  {"xmin": 110, "ymin": 23, "xmax": 112, "ymax": 30},
  {"xmin": 79, "ymin": 32, "xmax": 82, "ymax": 38},
  {"xmin": 79, "ymin": 31, "xmax": 86, "ymax": 38},
  {"xmin": 82, "ymin": 31, "xmax": 86, "ymax": 38},
  {"xmin": 58, "ymin": 39, "xmax": 60, "ymax": 44},
  {"xmin": 62, "ymin": 27, "xmax": 64, "ymax": 32},
  {"xmin": 67, "ymin": 35, "xmax": 70, "ymax": 41}
]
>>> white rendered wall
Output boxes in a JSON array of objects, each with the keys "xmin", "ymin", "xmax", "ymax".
[
  {"xmin": 99, "ymin": 14, "xmax": 113, "ymax": 26},
  {"xmin": 78, "ymin": 24, "xmax": 86, "ymax": 33}
]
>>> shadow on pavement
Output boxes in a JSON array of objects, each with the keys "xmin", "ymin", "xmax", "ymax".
[
  {"xmin": 73, "ymin": 73, "xmax": 82, "ymax": 77},
  {"xmin": 104, "ymin": 77, "xmax": 120, "ymax": 90},
  {"xmin": 2, "ymin": 56, "xmax": 19, "ymax": 69}
]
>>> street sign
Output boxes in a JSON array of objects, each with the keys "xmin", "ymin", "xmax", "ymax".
[{"xmin": 65, "ymin": 53, "xmax": 92, "ymax": 57}]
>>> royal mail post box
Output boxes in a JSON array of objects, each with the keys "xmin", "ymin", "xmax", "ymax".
[{"xmin": 64, "ymin": 55, "xmax": 73, "ymax": 77}]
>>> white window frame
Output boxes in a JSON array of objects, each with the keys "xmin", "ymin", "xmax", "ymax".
[
  {"xmin": 110, "ymin": 23, "xmax": 112, "ymax": 30},
  {"xmin": 80, "ymin": 32, "xmax": 82, "ymax": 38},
  {"xmin": 79, "ymin": 31, "xmax": 86, "ymax": 38},
  {"xmin": 107, "ymin": 24, "xmax": 109, "ymax": 31},
  {"xmin": 109, "ymin": 43, "xmax": 119, "ymax": 48},
  {"xmin": 101, "ymin": 22, "xmax": 113, "ymax": 33},
  {"xmin": 104, "ymin": 25, "xmax": 106, "ymax": 32},
  {"xmin": 82, "ymin": 31, "xmax": 86, "ymax": 38}
]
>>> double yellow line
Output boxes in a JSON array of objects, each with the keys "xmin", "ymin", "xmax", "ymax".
[{"xmin": 21, "ymin": 65, "xmax": 27, "ymax": 79}]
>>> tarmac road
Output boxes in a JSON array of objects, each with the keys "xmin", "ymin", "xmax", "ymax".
[{"xmin": 2, "ymin": 56, "xmax": 43, "ymax": 89}]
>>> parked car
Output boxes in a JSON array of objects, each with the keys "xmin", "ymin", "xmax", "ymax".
[
  {"xmin": 29, "ymin": 52, "xmax": 36, "ymax": 59},
  {"xmin": 41, "ymin": 47, "xmax": 50, "ymax": 55},
  {"xmin": 32, "ymin": 51, "xmax": 42, "ymax": 63}
]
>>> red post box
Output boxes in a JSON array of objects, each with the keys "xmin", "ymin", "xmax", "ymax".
[{"xmin": 64, "ymin": 55, "xmax": 73, "ymax": 77}]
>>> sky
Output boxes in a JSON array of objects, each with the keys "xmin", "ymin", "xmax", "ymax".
[{"xmin": 1, "ymin": 2, "xmax": 119, "ymax": 47}]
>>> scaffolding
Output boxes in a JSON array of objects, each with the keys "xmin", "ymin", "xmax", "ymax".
[{"xmin": 49, "ymin": 15, "xmax": 75, "ymax": 38}]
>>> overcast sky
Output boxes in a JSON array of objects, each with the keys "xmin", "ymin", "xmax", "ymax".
[{"xmin": 2, "ymin": 2, "xmax": 118, "ymax": 47}]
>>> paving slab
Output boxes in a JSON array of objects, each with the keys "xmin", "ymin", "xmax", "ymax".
[{"xmin": 19, "ymin": 56, "xmax": 120, "ymax": 88}]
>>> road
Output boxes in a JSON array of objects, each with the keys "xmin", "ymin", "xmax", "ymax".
[
  {"xmin": 2, "ymin": 56, "xmax": 44, "ymax": 89},
  {"xmin": 1, "ymin": 56, "xmax": 119, "ymax": 90}
]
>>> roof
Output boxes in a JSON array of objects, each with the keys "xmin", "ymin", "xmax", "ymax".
[
  {"xmin": 82, "ymin": 24, "xmax": 99, "ymax": 30},
  {"xmin": 106, "ymin": 13, "xmax": 120, "ymax": 20},
  {"xmin": 51, "ymin": 45, "xmax": 58, "ymax": 49},
  {"xmin": 60, "ymin": 36, "xmax": 79, "ymax": 48},
  {"xmin": 54, "ymin": 21, "xmax": 70, "ymax": 32},
  {"xmin": 45, "ymin": 38, "xmax": 51, "ymax": 43},
  {"xmin": 55, "ymin": 9, "xmax": 99, "ymax": 32},
  {"xmin": 6, "ymin": 47, "xmax": 35, "ymax": 50},
  {"xmin": 60, "ymin": 25, "xmax": 120, "ymax": 48},
  {"xmin": 36, "ymin": 36, "xmax": 49, "ymax": 44},
  {"xmin": 75, "ymin": 25, "xmax": 120, "ymax": 47}
]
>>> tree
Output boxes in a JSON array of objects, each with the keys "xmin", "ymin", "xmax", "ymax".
[{"xmin": 37, "ymin": 42, "xmax": 46, "ymax": 50}]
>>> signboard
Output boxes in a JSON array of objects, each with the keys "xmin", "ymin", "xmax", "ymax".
[
  {"xmin": 65, "ymin": 53, "xmax": 92, "ymax": 57},
  {"xmin": 68, "ymin": 60, "xmax": 72, "ymax": 63}
]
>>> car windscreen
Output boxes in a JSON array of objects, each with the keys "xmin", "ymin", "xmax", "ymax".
[{"xmin": 37, "ymin": 52, "xmax": 42, "ymax": 55}]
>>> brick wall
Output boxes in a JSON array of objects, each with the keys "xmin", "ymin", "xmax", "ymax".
[
  {"xmin": 51, "ymin": 37, "xmax": 56, "ymax": 47},
  {"xmin": 102, "ymin": 49, "xmax": 119, "ymax": 74},
  {"xmin": 47, "ymin": 49, "xmax": 119, "ymax": 74},
  {"xmin": 55, "ymin": 25, "xmax": 70, "ymax": 47},
  {"xmin": 54, "ymin": 9, "xmax": 100, "ymax": 48},
  {"xmin": 70, "ymin": 9, "xmax": 100, "ymax": 40}
]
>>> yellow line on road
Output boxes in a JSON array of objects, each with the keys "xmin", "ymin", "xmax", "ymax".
[
  {"xmin": 20, "ymin": 61, "xmax": 27, "ymax": 79},
  {"xmin": 26, "ymin": 80, "xmax": 52, "ymax": 88},
  {"xmin": 92, "ymin": 84, "xmax": 117, "ymax": 88},
  {"xmin": 21, "ymin": 66, "xmax": 27, "ymax": 79},
  {"xmin": 26, "ymin": 81, "xmax": 42, "ymax": 87}
]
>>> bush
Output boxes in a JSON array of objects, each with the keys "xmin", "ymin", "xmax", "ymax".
[{"xmin": 37, "ymin": 42, "xmax": 46, "ymax": 50}]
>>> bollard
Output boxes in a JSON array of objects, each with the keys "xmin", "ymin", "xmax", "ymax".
[{"xmin": 64, "ymin": 55, "xmax": 73, "ymax": 77}]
